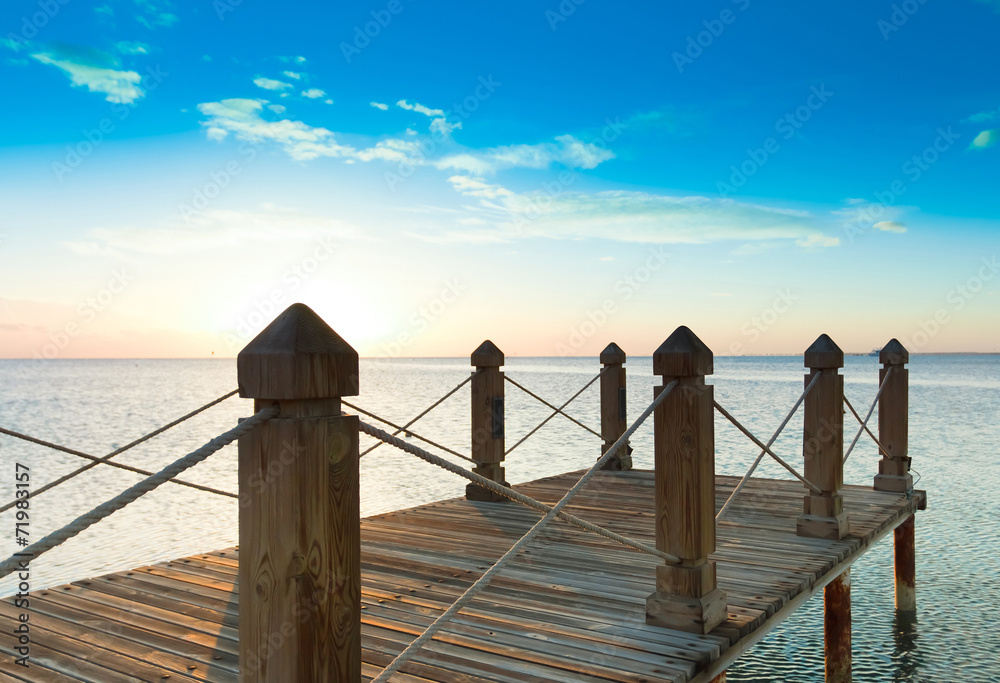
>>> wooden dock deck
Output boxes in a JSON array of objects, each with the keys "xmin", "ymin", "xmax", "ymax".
[{"xmin": 0, "ymin": 470, "xmax": 922, "ymax": 683}]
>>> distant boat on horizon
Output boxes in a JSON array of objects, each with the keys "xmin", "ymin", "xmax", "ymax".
[{"xmin": 869, "ymin": 347, "xmax": 882, "ymax": 357}]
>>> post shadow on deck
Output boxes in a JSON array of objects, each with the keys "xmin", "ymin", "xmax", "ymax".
[{"xmin": 236, "ymin": 303, "xmax": 361, "ymax": 682}]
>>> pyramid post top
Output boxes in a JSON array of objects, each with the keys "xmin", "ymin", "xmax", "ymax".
[
  {"xmin": 600, "ymin": 342, "xmax": 626, "ymax": 365},
  {"xmin": 804, "ymin": 334, "xmax": 844, "ymax": 369},
  {"xmin": 471, "ymin": 340, "xmax": 504, "ymax": 367},
  {"xmin": 879, "ymin": 339, "xmax": 909, "ymax": 365},
  {"xmin": 653, "ymin": 326, "xmax": 713, "ymax": 377},
  {"xmin": 237, "ymin": 303, "xmax": 359, "ymax": 399}
]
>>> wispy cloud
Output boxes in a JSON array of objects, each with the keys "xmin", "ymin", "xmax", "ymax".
[
  {"xmin": 370, "ymin": 101, "xmax": 389, "ymax": 110},
  {"xmin": 278, "ymin": 55, "xmax": 307, "ymax": 64},
  {"xmin": 439, "ymin": 176, "xmax": 839, "ymax": 247},
  {"xmin": 874, "ymin": 220, "xmax": 907, "ymax": 233},
  {"xmin": 436, "ymin": 135, "xmax": 614, "ymax": 174},
  {"xmin": 965, "ymin": 106, "xmax": 1000, "ymax": 123},
  {"xmin": 397, "ymin": 99, "xmax": 444, "ymax": 117},
  {"xmin": 253, "ymin": 77, "xmax": 292, "ymax": 91},
  {"xmin": 30, "ymin": 44, "xmax": 144, "ymax": 104},
  {"xmin": 970, "ymin": 129, "xmax": 997, "ymax": 149},
  {"xmin": 115, "ymin": 41, "xmax": 151, "ymax": 55},
  {"xmin": 301, "ymin": 88, "xmax": 326, "ymax": 99},
  {"xmin": 133, "ymin": 0, "xmax": 178, "ymax": 28},
  {"xmin": 282, "ymin": 70, "xmax": 301, "ymax": 80},
  {"xmin": 198, "ymin": 98, "xmax": 356, "ymax": 161}
]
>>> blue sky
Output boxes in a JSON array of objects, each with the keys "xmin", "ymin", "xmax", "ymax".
[{"xmin": 1, "ymin": 0, "xmax": 998, "ymax": 358}]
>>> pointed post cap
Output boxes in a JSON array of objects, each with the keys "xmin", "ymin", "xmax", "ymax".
[
  {"xmin": 653, "ymin": 326, "xmax": 713, "ymax": 377},
  {"xmin": 600, "ymin": 342, "xmax": 626, "ymax": 365},
  {"xmin": 879, "ymin": 338, "xmax": 909, "ymax": 365},
  {"xmin": 804, "ymin": 334, "xmax": 844, "ymax": 369},
  {"xmin": 471, "ymin": 340, "xmax": 504, "ymax": 367},
  {"xmin": 237, "ymin": 303, "xmax": 359, "ymax": 399}
]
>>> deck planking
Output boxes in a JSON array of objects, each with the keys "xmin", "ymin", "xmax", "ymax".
[{"xmin": 0, "ymin": 470, "xmax": 922, "ymax": 682}]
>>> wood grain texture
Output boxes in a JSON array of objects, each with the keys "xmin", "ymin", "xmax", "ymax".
[
  {"xmin": 824, "ymin": 569, "xmax": 851, "ymax": 683},
  {"xmin": 1, "ymin": 471, "xmax": 922, "ymax": 683},
  {"xmin": 599, "ymin": 346, "xmax": 629, "ymax": 471}
]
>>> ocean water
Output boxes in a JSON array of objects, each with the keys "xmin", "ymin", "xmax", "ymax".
[{"xmin": 0, "ymin": 355, "xmax": 996, "ymax": 682}]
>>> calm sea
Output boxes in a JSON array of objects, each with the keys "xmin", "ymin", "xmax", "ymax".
[{"xmin": 1, "ymin": 355, "xmax": 996, "ymax": 682}]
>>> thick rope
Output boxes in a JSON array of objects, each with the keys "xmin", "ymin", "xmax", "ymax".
[
  {"xmin": 843, "ymin": 365, "xmax": 893, "ymax": 464},
  {"xmin": 844, "ymin": 395, "xmax": 890, "ymax": 458},
  {"xmin": 0, "ymin": 389, "xmax": 240, "ymax": 513},
  {"xmin": 504, "ymin": 375, "xmax": 602, "ymax": 440},
  {"xmin": 359, "ymin": 421, "xmax": 679, "ymax": 563},
  {"xmin": 359, "ymin": 375, "xmax": 471, "ymax": 458},
  {"xmin": 716, "ymin": 372, "xmax": 821, "ymax": 521},
  {"xmin": 504, "ymin": 369, "xmax": 605, "ymax": 456},
  {"xmin": 345, "ymin": 401, "xmax": 475, "ymax": 464},
  {"xmin": 0, "ymin": 404, "xmax": 277, "ymax": 581},
  {"xmin": 369, "ymin": 379, "xmax": 678, "ymax": 683},
  {"xmin": 714, "ymin": 401, "xmax": 821, "ymax": 494}
]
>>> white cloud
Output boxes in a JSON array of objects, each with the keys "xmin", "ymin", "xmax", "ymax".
[
  {"xmin": 436, "ymin": 135, "xmax": 614, "ymax": 173},
  {"xmin": 430, "ymin": 117, "xmax": 462, "ymax": 137},
  {"xmin": 324, "ymin": 98, "xmax": 333, "ymax": 105},
  {"xmin": 205, "ymin": 126, "xmax": 228, "ymax": 142},
  {"xmin": 253, "ymin": 77, "xmax": 292, "ymax": 91},
  {"xmin": 439, "ymin": 176, "xmax": 839, "ymax": 247},
  {"xmin": 31, "ymin": 51, "xmax": 144, "ymax": 104},
  {"xmin": 970, "ymin": 129, "xmax": 997, "ymax": 149},
  {"xmin": 133, "ymin": 0, "xmax": 178, "ymax": 29},
  {"xmin": 282, "ymin": 70, "xmax": 301, "ymax": 80},
  {"xmin": 301, "ymin": 88, "xmax": 326, "ymax": 99},
  {"xmin": 267, "ymin": 103, "xmax": 285, "ymax": 115},
  {"xmin": 873, "ymin": 220, "xmax": 907, "ymax": 233},
  {"xmin": 966, "ymin": 106, "xmax": 1000, "ymax": 123},
  {"xmin": 370, "ymin": 101, "xmax": 389, "ymax": 110},
  {"xmin": 115, "ymin": 41, "xmax": 150, "ymax": 55},
  {"xmin": 397, "ymin": 99, "xmax": 444, "ymax": 117},
  {"xmin": 355, "ymin": 139, "xmax": 425, "ymax": 164},
  {"xmin": 197, "ymin": 98, "xmax": 356, "ymax": 161}
]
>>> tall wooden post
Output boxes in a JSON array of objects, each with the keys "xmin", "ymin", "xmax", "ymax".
[
  {"xmin": 797, "ymin": 334, "xmax": 849, "ymax": 540},
  {"xmin": 645, "ymin": 326, "xmax": 727, "ymax": 634},
  {"xmin": 237, "ymin": 303, "xmax": 361, "ymax": 682},
  {"xmin": 599, "ymin": 343, "xmax": 631, "ymax": 471},
  {"xmin": 825, "ymin": 568, "xmax": 852, "ymax": 683},
  {"xmin": 468, "ymin": 340, "xmax": 508, "ymax": 501},
  {"xmin": 873, "ymin": 339, "xmax": 916, "ymax": 612}
]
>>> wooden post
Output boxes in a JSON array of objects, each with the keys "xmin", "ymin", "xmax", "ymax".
[
  {"xmin": 825, "ymin": 568, "xmax": 852, "ymax": 683},
  {"xmin": 874, "ymin": 339, "xmax": 912, "ymax": 493},
  {"xmin": 237, "ymin": 303, "xmax": 361, "ymax": 682},
  {"xmin": 599, "ymin": 342, "xmax": 631, "ymax": 471},
  {"xmin": 797, "ymin": 334, "xmax": 849, "ymax": 540},
  {"xmin": 873, "ymin": 339, "xmax": 916, "ymax": 612},
  {"xmin": 468, "ymin": 340, "xmax": 508, "ymax": 501},
  {"xmin": 645, "ymin": 326, "xmax": 727, "ymax": 634}
]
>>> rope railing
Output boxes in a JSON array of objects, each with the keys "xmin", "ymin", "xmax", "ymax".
[
  {"xmin": 504, "ymin": 368, "xmax": 606, "ymax": 457},
  {"xmin": 0, "ymin": 404, "xmax": 278, "ymax": 581},
  {"xmin": 503, "ymin": 375, "xmax": 602, "ymax": 441},
  {"xmin": 359, "ymin": 375, "xmax": 472, "ymax": 458},
  {"xmin": 713, "ymin": 401, "xmax": 821, "ymax": 494},
  {"xmin": 369, "ymin": 379, "xmax": 678, "ymax": 683},
  {"xmin": 844, "ymin": 395, "xmax": 890, "ymax": 458},
  {"xmin": 0, "ymin": 390, "xmax": 240, "ymax": 513},
  {"xmin": 344, "ymin": 400, "xmax": 476, "ymax": 464},
  {"xmin": 716, "ymin": 371, "xmax": 822, "ymax": 522},
  {"xmin": 843, "ymin": 365, "xmax": 894, "ymax": 464}
]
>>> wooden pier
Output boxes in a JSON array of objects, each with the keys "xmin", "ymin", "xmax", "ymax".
[
  {"xmin": 1, "ymin": 470, "xmax": 922, "ymax": 682},
  {"xmin": 1, "ymin": 305, "xmax": 925, "ymax": 682}
]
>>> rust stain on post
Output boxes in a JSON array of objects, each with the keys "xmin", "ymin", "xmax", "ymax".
[
  {"xmin": 825, "ymin": 568, "xmax": 852, "ymax": 683},
  {"xmin": 895, "ymin": 515, "xmax": 916, "ymax": 612}
]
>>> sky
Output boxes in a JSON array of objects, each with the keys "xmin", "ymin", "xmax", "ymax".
[{"xmin": 0, "ymin": 0, "xmax": 998, "ymax": 359}]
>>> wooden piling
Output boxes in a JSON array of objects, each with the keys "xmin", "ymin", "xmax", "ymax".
[
  {"xmin": 599, "ymin": 342, "xmax": 631, "ymax": 471},
  {"xmin": 645, "ymin": 326, "xmax": 727, "ymax": 634},
  {"xmin": 894, "ymin": 515, "xmax": 916, "ymax": 612},
  {"xmin": 797, "ymin": 334, "xmax": 849, "ymax": 540},
  {"xmin": 873, "ymin": 339, "xmax": 916, "ymax": 612},
  {"xmin": 468, "ymin": 340, "xmax": 509, "ymax": 501},
  {"xmin": 825, "ymin": 568, "xmax": 852, "ymax": 683},
  {"xmin": 236, "ymin": 303, "xmax": 361, "ymax": 682}
]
